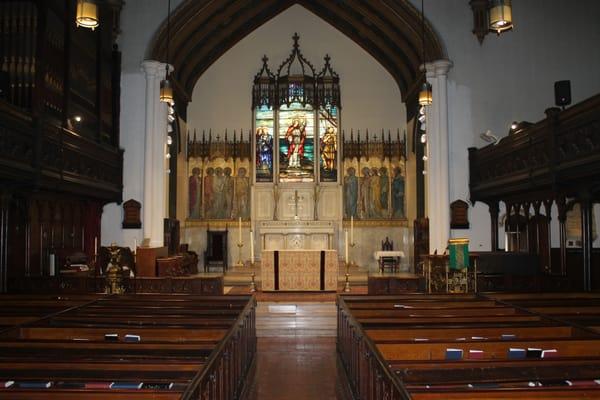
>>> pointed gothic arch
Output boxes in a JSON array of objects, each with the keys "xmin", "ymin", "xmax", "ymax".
[{"xmin": 148, "ymin": 0, "xmax": 446, "ymax": 120}]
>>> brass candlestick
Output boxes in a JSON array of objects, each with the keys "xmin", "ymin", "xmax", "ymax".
[
  {"xmin": 236, "ymin": 242, "xmax": 244, "ymax": 267},
  {"xmin": 344, "ymin": 242, "xmax": 356, "ymax": 293},
  {"xmin": 249, "ymin": 272, "xmax": 257, "ymax": 293}
]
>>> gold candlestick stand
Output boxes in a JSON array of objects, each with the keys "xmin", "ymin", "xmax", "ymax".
[
  {"xmin": 344, "ymin": 242, "xmax": 356, "ymax": 292},
  {"xmin": 236, "ymin": 242, "xmax": 244, "ymax": 267},
  {"xmin": 249, "ymin": 271, "xmax": 257, "ymax": 293}
]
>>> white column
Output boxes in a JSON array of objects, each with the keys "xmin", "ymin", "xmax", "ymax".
[
  {"xmin": 141, "ymin": 60, "xmax": 170, "ymax": 247},
  {"xmin": 424, "ymin": 59, "xmax": 453, "ymax": 254}
]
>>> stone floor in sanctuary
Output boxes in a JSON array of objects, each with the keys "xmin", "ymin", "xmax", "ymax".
[{"xmin": 245, "ymin": 301, "xmax": 348, "ymax": 400}]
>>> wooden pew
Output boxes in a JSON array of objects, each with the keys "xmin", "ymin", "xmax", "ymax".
[
  {"xmin": 337, "ymin": 293, "xmax": 600, "ymax": 400},
  {"xmin": 0, "ymin": 293, "xmax": 257, "ymax": 400}
]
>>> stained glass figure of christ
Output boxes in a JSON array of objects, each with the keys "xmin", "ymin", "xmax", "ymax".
[{"xmin": 278, "ymin": 102, "xmax": 315, "ymax": 182}]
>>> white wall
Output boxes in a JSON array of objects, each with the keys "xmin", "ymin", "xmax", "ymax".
[
  {"xmin": 412, "ymin": 0, "xmax": 600, "ymax": 250},
  {"xmin": 187, "ymin": 5, "xmax": 406, "ymax": 136}
]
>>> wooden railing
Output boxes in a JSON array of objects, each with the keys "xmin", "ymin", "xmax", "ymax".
[
  {"xmin": 337, "ymin": 296, "xmax": 411, "ymax": 400},
  {"xmin": 469, "ymin": 94, "xmax": 600, "ymax": 201},
  {"xmin": 182, "ymin": 296, "xmax": 256, "ymax": 400}
]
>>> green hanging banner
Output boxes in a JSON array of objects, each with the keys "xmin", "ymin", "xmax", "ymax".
[{"xmin": 448, "ymin": 238, "xmax": 469, "ymax": 270}]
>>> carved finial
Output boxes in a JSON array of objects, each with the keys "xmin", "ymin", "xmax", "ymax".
[
  {"xmin": 262, "ymin": 55, "xmax": 269, "ymax": 64},
  {"xmin": 292, "ymin": 32, "xmax": 300, "ymax": 48},
  {"xmin": 324, "ymin": 54, "xmax": 331, "ymax": 65}
]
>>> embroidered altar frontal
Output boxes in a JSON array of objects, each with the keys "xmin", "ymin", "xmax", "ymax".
[{"xmin": 261, "ymin": 250, "xmax": 338, "ymax": 291}]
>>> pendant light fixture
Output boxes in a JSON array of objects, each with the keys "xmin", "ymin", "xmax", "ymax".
[
  {"xmin": 75, "ymin": 0, "xmax": 99, "ymax": 30},
  {"xmin": 489, "ymin": 0, "xmax": 513, "ymax": 34},
  {"xmin": 418, "ymin": 0, "xmax": 432, "ymax": 106},
  {"xmin": 160, "ymin": 0, "xmax": 174, "ymax": 104}
]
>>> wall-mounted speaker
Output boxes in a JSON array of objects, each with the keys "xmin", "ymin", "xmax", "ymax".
[{"xmin": 554, "ymin": 80, "xmax": 571, "ymax": 108}]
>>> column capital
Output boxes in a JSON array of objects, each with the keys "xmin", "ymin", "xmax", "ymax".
[
  {"xmin": 422, "ymin": 59, "xmax": 453, "ymax": 77},
  {"xmin": 141, "ymin": 60, "xmax": 174, "ymax": 77}
]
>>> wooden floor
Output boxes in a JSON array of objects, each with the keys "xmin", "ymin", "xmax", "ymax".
[{"xmin": 245, "ymin": 301, "xmax": 347, "ymax": 399}]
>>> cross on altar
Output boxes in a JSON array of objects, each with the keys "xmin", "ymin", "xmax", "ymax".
[{"xmin": 287, "ymin": 190, "xmax": 304, "ymax": 219}]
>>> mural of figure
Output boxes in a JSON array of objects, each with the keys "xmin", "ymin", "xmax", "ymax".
[
  {"xmin": 392, "ymin": 166, "xmax": 405, "ymax": 219},
  {"xmin": 223, "ymin": 167, "xmax": 234, "ymax": 218},
  {"xmin": 234, "ymin": 167, "xmax": 250, "ymax": 219},
  {"xmin": 203, "ymin": 167, "xmax": 215, "ymax": 219},
  {"xmin": 212, "ymin": 167, "xmax": 225, "ymax": 218},
  {"xmin": 380, "ymin": 167, "xmax": 389, "ymax": 215},
  {"xmin": 188, "ymin": 167, "xmax": 202, "ymax": 219},
  {"xmin": 370, "ymin": 167, "xmax": 382, "ymax": 218},
  {"xmin": 285, "ymin": 118, "xmax": 306, "ymax": 168},
  {"xmin": 320, "ymin": 127, "xmax": 337, "ymax": 171},
  {"xmin": 344, "ymin": 167, "xmax": 358, "ymax": 218},
  {"xmin": 359, "ymin": 167, "xmax": 371, "ymax": 219},
  {"xmin": 256, "ymin": 126, "xmax": 273, "ymax": 174}
]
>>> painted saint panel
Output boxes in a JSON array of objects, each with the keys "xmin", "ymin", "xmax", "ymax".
[
  {"xmin": 188, "ymin": 164, "xmax": 251, "ymax": 220},
  {"xmin": 319, "ymin": 106, "xmax": 338, "ymax": 182},
  {"xmin": 343, "ymin": 164, "xmax": 405, "ymax": 220},
  {"xmin": 255, "ymin": 105, "xmax": 274, "ymax": 182},
  {"xmin": 278, "ymin": 102, "xmax": 315, "ymax": 182}
]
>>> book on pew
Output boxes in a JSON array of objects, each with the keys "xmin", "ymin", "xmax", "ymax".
[
  {"xmin": 526, "ymin": 347, "xmax": 542, "ymax": 358},
  {"xmin": 413, "ymin": 338, "xmax": 429, "ymax": 342},
  {"xmin": 104, "ymin": 333, "xmax": 119, "ymax": 341},
  {"xmin": 445, "ymin": 348, "xmax": 463, "ymax": 360},
  {"xmin": 541, "ymin": 349, "xmax": 558, "ymax": 358},
  {"xmin": 471, "ymin": 336, "xmax": 487, "ymax": 340},
  {"xmin": 537, "ymin": 380, "xmax": 570, "ymax": 387},
  {"xmin": 500, "ymin": 333, "xmax": 516, "ymax": 340},
  {"xmin": 84, "ymin": 382, "xmax": 112, "ymax": 389},
  {"xmin": 142, "ymin": 382, "xmax": 174, "ymax": 390},
  {"xmin": 468, "ymin": 349, "xmax": 484, "ymax": 359},
  {"xmin": 110, "ymin": 382, "xmax": 144, "ymax": 389},
  {"xmin": 1, "ymin": 381, "xmax": 14, "ymax": 388},
  {"xmin": 393, "ymin": 304, "xmax": 413, "ymax": 308},
  {"xmin": 507, "ymin": 347, "xmax": 526, "ymax": 359},
  {"xmin": 17, "ymin": 381, "xmax": 53, "ymax": 389},
  {"xmin": 124, "ymin": 334, "xmax": 141, "ymax": 342},
  {"xmin": 566, "ymin": 380, "xmax": 600, "ymax": 387},
  {"xmin": 467, "ymin": 382, "xmax": 499, "ymax": 389},
  {"xmin": 169, "ymin": 382, "xmax": 189, "ymax": 391},
  {"xmin": 56, "ymin": 382, "xmax": 86, "ymax": 389}
]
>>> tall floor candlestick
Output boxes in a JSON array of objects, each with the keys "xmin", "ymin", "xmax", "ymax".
[
  {"xmin": 250, "ymin": 230, "xmax": 255, "ymax": 264},
  {"xmin": 344, "ymin": 230, "xmax": 349, "ymax": 262}
]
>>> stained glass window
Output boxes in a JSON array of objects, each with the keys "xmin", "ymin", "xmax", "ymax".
[
  {"xmin": 255, "ymin": 105, "xmax": 274, "ymax": 182},
  {"xmin": 278, "ymin": 101, "xmax": 314, "ymax": 182},
  {"xmin": 319, "ymin": 105, "xmax": 338, "ymax": 182}
]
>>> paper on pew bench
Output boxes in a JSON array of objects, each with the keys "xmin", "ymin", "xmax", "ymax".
[{"xmin": 1, "ymin": 381, "xmax": 14, "ymax": 388}]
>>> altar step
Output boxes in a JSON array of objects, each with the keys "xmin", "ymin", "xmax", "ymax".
[{"xmin": 223, "ymin": 262, "xmax": 369, "ymax": 287}]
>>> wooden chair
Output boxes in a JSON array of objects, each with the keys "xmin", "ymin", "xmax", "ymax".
[
  {"xmin": 379, "ymin": 237, "xmax": 399, "ymax": 273},
  {"xmin": 204, "ymin": 230, "xmax": 228, "ymax": 272}
]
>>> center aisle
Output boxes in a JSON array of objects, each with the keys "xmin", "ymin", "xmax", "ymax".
[{"xmin": 245, "ymin": 301, "xmax": 346, "ymax": 400}]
